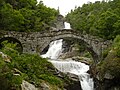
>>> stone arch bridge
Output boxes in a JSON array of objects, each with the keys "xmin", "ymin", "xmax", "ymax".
[{"xmin": 0, "ymin": 29, "xmax": 111, "ymax": 63}]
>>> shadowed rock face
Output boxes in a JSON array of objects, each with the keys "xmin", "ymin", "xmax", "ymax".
[
  {"xmin": 65, "ymin": 81, "xmax": 82, "ymax": 90},
  {"xmin": 94, "ymin": 78, "xmax": 120, "ymax": 90},
  {"xmin": 0, "ymin": 29, "xmax": 111, "ymax": 63},
  {"xmin": 57, "ymin": 71, "xmax": 82, "ymax": 90},
  {"xmin": 92, "ymin": 50, "xmax": 120, "ymax": 90}
]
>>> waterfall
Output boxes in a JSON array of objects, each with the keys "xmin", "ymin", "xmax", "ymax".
[
  {"xmin": 41, "ymin": 22, "xmax": 94, "ymax": 90},
  {"xmin": 41, "ymin": 39, "xmax": 63, "ymax": 59},
  {"xmin": 64, "ymin": 22, "xmax": 71, "ymax": 29},
  {"xmin": 49, "ymin": 60, "xmax": 94, "ymax": 90}
]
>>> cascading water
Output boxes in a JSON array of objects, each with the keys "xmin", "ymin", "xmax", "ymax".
[
  {"xmin": 41, "ymin": 39, "xmax": 63, "ymax": 59},
  {"xmin": 41, "ymin": 22, "xmax": 94, "ymax": 90},
  {"xmin": 49, "ymin": 60, "xmax": 94, "ymax": 90},
  {"xmin": 64, "ymin": 22, "xmax": 71, "ymax": 29}
]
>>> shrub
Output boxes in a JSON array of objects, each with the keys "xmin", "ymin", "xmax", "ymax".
[
  {"xmin": 113, "ymin": 35, "xmax": 120, "ymax": 57},
  {"xmin": 97, "ymin": 36, "xmax": 120, "ymax": 79},
  {"xmin": 0, "ymin": 41, "xmax": 63, "ymax": 89}
]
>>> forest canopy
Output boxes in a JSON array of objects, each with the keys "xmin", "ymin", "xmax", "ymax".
[
  {"xmin": 66, "ymin": 0, "xmax": 120, "ymax": 40},
  {"xmin": 0, "ymin": 0, "xmax": 59, "ymax": 32}
]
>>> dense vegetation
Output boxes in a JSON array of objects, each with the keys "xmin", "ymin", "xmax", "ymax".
[
  {"xmin": 0, "ymin": 41, "xmax": 63, "ymax": 90},
  {"xmin": 0, "ymin": 0, "xmax": 59, "ymax": 32},
  {"xmin": 66, "ymin": 0, "xmax": 120, "ymax": 40},
  {"xmin": 97, "ymin": 35, "xmax": 120, "ymax": 80},
  {"xmin": 0, "ymin": 0, "xmax": 120, "ymax": 89}
]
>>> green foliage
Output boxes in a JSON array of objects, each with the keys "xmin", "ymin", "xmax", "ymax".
[
  {"xmin": 0, "ymin": 3, "xmax": 24, "ymax": 31},
  {"xmin": 97, "ymin": 54, "xmax": 120, "ymax": 79},
  {"xmin": 4, "ymin": 0, "xmax": 37, "ymax": 9},
  {"xmin": 83, "ymin": 51, "xmax": 92, "ymax": 58},
  {"xmin": 113, "ymin": 35, "xmax": 120, "ymax": 57},
  {"xmin": 0, "ymin": 42, "xmax": 63, "ymax": 89},
  {"xmin": 1, "ymin": 41, "xmax": 19, "ymax": 57},
  {"xmin": 107, "ymin": 57, "xmax": 120, "ymax": 78},
  {"xmin": 102, "ymin": 49, "xmax": 110, "ymax": 59},
  {"xmin": 77, "ymin": 44, "xmax": 85, "ymax": 52},
  {"xmin": 97, "ymin": 35, "xmax": 120, "ymax": 80},
  {"xmin": 66, "ymin": 0, "xmax": 120, "ymax": 40},
  {"xmin": 95, "ymin": 9, "xmax": 119, "ymax": 39},
  {"xmin": 36, "ymin": 4, "xmax": 58, "ymax": 25},
  {"xmin": 0, "ymin": 0, "xmax": 58, "ymax": 32}
]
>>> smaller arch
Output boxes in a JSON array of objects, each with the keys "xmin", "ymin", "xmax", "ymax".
[{"xmin": 0, "ymin": 37, "xmax": 23, "ymax": 53}]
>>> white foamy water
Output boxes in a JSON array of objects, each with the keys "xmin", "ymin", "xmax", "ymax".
[
  {"xmin": 41, "ymin": 39, "xmax": 63, "ymax": 59},
  {"xmin": 49, "ymin": 60, "xmax": 94, "ymax": 90},
  {"xmin": 64, "ymin": 22, "xmax": 71, "ymax": 29},
  {"xmin": 41, "ymin": 22, "xmax": 94, "ymax": 90}
]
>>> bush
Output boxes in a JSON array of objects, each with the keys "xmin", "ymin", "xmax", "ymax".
[
  {"xmin": 0, "ymin": 41, "xmax": 63, "ymax": 89},
  {"xmin": 97, "ymin": 56, "xmax": 120, "ymax": 79},
  {"xmin": 102, "ymin": 48, "xmax": 111, "ymax": 59},
  {"xmin": 83, "ymin": 51, "xmax": 92, "ymax": 58},
  {"xmin": 113, "ymin": 35, "xmax": 120, "ymax": 57},
  {"xmin": 97, "ymin": 35, "xmax": 120, "ymax": 79}
]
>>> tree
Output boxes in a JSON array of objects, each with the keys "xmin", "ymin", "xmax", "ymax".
[
  {"xmin": 0, "ymin": 3, "xmax": 24, "ymax": 31},
  {"xmin": 36, "ymin": 3, "xmax": 58, "ymax": 25},
  {"xmin": 4, "ymin": 0, "xmax": 37, "ymax": 9},
  {"xmin": 0, "ymin": 0, "xmax": 58, "ymax": 32},
  {"xmin": 95, "ymin": 10, "xmax": 119, "ymax": 39},
  {"xmin": 66, "ymin": 0, "xmax": 120, "ymax": 40}
]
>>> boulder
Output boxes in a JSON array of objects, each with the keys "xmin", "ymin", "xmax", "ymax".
[{"xmin": 21, "ymin": 80, "xmax": 38, "ymax": 90}]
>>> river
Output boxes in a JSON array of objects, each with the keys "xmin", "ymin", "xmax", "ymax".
[{"xmin": 41, "ymin": 22, "xmax": 94, "ymax": 90}]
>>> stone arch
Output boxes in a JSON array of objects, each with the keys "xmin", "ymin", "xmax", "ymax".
[
  {"xmin": 0, "ymin": 37, "xmax": 23, "ymax": 53},
  {"xmin": 41, "ymin": 35, "xmax": 99, "ymax": 63},
  {"xmin": 63, "ymin": 38, "xmax": 99, "ymax": 63}
]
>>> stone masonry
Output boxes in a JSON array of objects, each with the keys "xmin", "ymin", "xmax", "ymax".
[{"xmin": 0, "ymin": 29, "xmax": 111, "ymax": 63}]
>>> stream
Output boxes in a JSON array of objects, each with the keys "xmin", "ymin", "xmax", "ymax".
[{"xmin": 41, "ymin": 22, "xmax": 94, "ymax": 90}]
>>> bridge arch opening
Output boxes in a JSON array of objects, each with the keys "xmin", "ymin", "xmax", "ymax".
[
  {"xmin": 41, "ymin": 38, "xmax": 99, "ymax": 63},
  {"xmin": 0, "ymin": 37, "xmax": 23, "ymax": 53},
  {"xmin": 62, "ymin": 39, "xmax": 99, "ymax": 61}
]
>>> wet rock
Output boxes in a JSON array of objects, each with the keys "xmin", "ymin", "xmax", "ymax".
[
  {"xmin": 94, "ymin": 78, "xmax": 120, "ymax": 90},
  {"xmin": 64, "ymin": 79, "xmax": 82, "ymax": 90},
  {"xmin": 52, "ymin": 69, "xmax": 81, "ymax": 90},
  {"xmin": 72, "ymin": 56, "xmax": 91, "ymax": 65},
  {"xmin": 67, "ymin": 72, "xmax": 79, "ymax": 82},
  {"xmin": 90, "ymin": 64, "xmax": 120, "ymax": 90}
]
